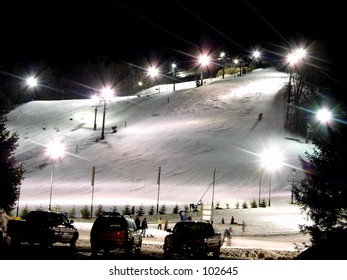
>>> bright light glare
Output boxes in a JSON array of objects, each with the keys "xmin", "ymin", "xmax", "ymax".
[
  {"xmin": 148, "ymin": 66, "xmax": 159, "ymax": 77},
  {"xmin": 316, "ymin": 108, "xmax": 332, "ymax": 123},
  {"xmin": 26, "ymin": 76, "xmax": 37, "ymax": 87},
  {"xmin": 253, "ymin": 50, "xmax": 260, "ymax": 58},
  {"xmin": 101, "ymin": 87, "xmax": 114, "ymax": 100},
  {"xmin": 261, "ymin": 146, "xmax": 284, "ymax": 171},
  {"xmin": 46, "ymin": 140, "xmax": 65, "ymax": 160},
  {"xmin": 287, "ymin": 48, "xmax": 306, "ymax": 66},
  {"xmin": 199, "ymin": 54, "xmax": 210, "ymax": 66}
]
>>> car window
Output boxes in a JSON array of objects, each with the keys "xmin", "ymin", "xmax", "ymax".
[
  {"xmin": 94, "ymin": 216, "xmax": 125, "ymax": 229},
  {"xmin": 127, "ymin": 219, "xmax": 133, "ymax": 230}
]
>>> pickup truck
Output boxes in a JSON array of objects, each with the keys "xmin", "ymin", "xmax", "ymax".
[
  {"xmin": 163, "ymin": 221, "xmax": 222, "ymax": 259},
  {"xmin": 7, "ymin": 210, "xmax": 79, "ymax": 249}
]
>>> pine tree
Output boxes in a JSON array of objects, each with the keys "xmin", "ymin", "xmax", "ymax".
[
  {"xmin": 159, "ymin": 204, "xmax": 167, "ymax": 215},
  {"xmin": 136, "ymin": 204, "xmax": 145, "ymax": 216},
  {"xmin": 250, "ymin": 199, "xmax": 258, "ymax": 208},
  {"xmin": 80, "ymin": 205, "xmax": 91, "ymax": 219},
  {"xmin": 68, "ymin": 205, "xmax": 77, "ymax": 218},
  {"xmin": 172, "ymin": 204, "xmax": 179, "ymax": 214},
  {"xmin": 20, "ymin": 204, "xmax": 30, "ymax": 220},
  {"xmin": 294, "ymin": 126, "xmax": 347, "ymax": 245},
  {"xmin": 242, "ymin": 201, "xmax": 248, "ymax": 209},
  {"xmin": 0, "ymin": 114, "xmax": 23, "ymax": 212},
  {"xmin": 95, "ymin": 204, "xmax": 104, "ymax": 216},
  {"xmin": 122, "ymin": 204, "xmax": 132, "ymax": 215},
  {"xmin": 259, "ymin": 198, "xmax": 267, "ymax": 208},
  {"xmin": 148, "ymin": 205, "xmax": 155, "ymax": 215}
]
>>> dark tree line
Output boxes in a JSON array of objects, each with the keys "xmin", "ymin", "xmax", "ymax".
[
  {"xmin": 0, "ymin": 109, "xmax": 23, "ymax": 212},
  {"xmin": 294, "ymin": 100, "xmax": 347, "ymax": 245}
]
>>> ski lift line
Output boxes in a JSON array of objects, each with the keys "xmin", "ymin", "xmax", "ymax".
[{"xmin": 11, "ymin": 104, "xmax": 91, "ymax": 134}]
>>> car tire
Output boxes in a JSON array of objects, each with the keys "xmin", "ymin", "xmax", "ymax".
[
  {"xmin": 164, "ymin": 250, "xmax": 172, "ymax": 259},
  {"xmin": 213, "ymin": 245, "xmax": 221, "ymax": 259},
  {"xmin": 135, "ymin": 247, "xmax": 141, "ymax": 255}
]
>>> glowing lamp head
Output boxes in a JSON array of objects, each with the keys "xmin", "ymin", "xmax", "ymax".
[
  {"xmin": 261, "ymin": 146, "xmax": 284, "ymax": 171},
  {"xmin": 47, "ymin": 140, "xmax": 65, "ymax": 160},
  {"xmin": 316, "ymin": 108, "xmax": 332, "ymax": 123}
]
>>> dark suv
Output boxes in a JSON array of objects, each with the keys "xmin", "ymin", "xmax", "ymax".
[{"xmin": 90, "ymin": 212, "xmax": 142, "ymax": 257}]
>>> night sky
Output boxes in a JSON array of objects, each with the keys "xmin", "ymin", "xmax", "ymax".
[{"xmin": 0, "ymin": 0, "xmax": 345, "ymax": 87}]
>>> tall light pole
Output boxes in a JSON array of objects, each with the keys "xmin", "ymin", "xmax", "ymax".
[
  {"xmin": 156, "ymin": 166, "xmax": 161, "ymax": 215},
  {"xmin": 171, "ymin": 63, "xmax": 177, "ymax": 91},
  {"xmin": 259, "ymin": 167, "xmax": 263, "ymax": 206},
  {"xmin": 101, "ymin": 98, "xmax": 107, "ymax": 140},
  {"xmin": 91, "ymin": 94, "xmax": 102, "ymax": 131},
  {"xmin": 290, "ymin": 168, "xmax": 296, "ymax": 204},
  {"xmin": 286, "ymin": 48, "xmax": 306, "ymax": 123},
  {"xmin": 148, "ymin": 66, "xmax": 160, "ymax": 93},
  {"xmin": 252, "ymin": 50, "xmax": 260, "ymax": 68},
  {"xmin": 21, "ymin": 76, "xmax": 38, "ymax": 103},
  {"xmin": 219, "ymin": 52, "xmax": 226, "ymax": 79},
  {"xmin": 100, "ymin": 87, "xmax": 114, "ymax": 140},
  {"xmin": 16, "ymin": 162, "xmax": 23, "ymax": 217},
  {"xmin": 260, "ymin": 146, "xmax": 284, "ymax": 207},
  {"xmin": 46, "ymin": 140, "xmax": 64, "ymax": 211},
  {"xmin": 199, "ymin": 54, "xmax": 210, "ymax": 85}
]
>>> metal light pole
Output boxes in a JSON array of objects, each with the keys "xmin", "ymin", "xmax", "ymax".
[
  {"xmin": 219, "ymin": 52, "xmax": 226, "ymax": 79},
  {"xmin": 199, "ymin": 54, "xmax": 209, "ymax": 85},
  {"xmin": 46, "ymin": 140, "xmax": 64, "ymax": 211},
  {"xmin": 211, "ymin": 168, "xmax": 216, "ymax": 223},
  {"xmin": 148, "ymin": 66, "xmax": 160, "ymax": 93},
  {"xmin": 268, "ymin": 174, "xmax": 272, "ymax": 207},
  {"xmin": 291, "ymin": 168, "xmax": 296, "ymax": 204},
  {"xmin": 259, "ymin": 167, "xmax": 262, "ymax": 206},
  {"xmin": 90, "ymin": 166, "xmax": 95, "ymax": 219},
  {"xmin": 286, "ymin": 65, "xmax": 293, "ymax": 122},
  {"xmin": 99, "ymin": 87, "xmax": 114, "ymax": 140},
  {"xmin": 171, "ymin": 63, "xmax": 177, "ymax": 91},
  {"xmin": 91, "ymin": 96, "xmax": 102, "ymax": 131},
  {"xmin": 100, "ymin": 98, "xmax": 106, "ymax": 140},
  {"xmin": 48, "ymin": 160, "xmax": 55, "ymax": 211},
  {"xmin": 16, "ymin": 162, "xmax": 23, "ymax": 217},
  {"xmin": 260, "ymin": 146, "xmax": 284, "ymax": 207},
  {"xmin": 156, "ymin": 166, "xmax": 161, "ymax": 215}
]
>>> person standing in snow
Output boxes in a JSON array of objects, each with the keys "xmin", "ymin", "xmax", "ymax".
[
  {"xmin": 222, "ymin": 227, "xmax": 232, "ymax": 246},
  {"xmin": 164, "ymin": 219, "xmax": 169, "ymax": 231},
  {"xmin": 157, "ymin": 217, "xmax": 163, "ymax": 230},
  {"xmin": 135, "ymin": 216, "xmax": 141, "ymax": 230},
  {"xmin": 141, "ymin": 218, "xmax": 148, "ymax": 237}
]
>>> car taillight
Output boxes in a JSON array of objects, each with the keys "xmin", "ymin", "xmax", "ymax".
[
  {"xmin": 165, "ymin": 235, "xmax": 172, "ymax": 243},
  {"xmin": 114, "ymin": 230, "xmax": 125, "ymax": 239}
]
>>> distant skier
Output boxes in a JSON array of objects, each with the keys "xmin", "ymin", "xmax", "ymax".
[{"xmin": 258, "ymin": 113, "xmax": 263, "ymax": 120}]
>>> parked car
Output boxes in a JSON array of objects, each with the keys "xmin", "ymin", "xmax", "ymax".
[
  {"xmin": 163, "ymin": 220, "xmax": 222, "ymax": 259},
  {"xmin": 7, "ymin": 210, "xmax": 79, "ymax": 249},
  {"xmin": 90, "ymin": 212, "xmax": 142, "ymax": 257}
]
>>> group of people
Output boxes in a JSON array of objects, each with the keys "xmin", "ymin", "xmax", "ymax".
[
  {"xmin": 157, "ymin": 217, "xmax": 169, "ymax": 231},
  {"xmin": 133, "ymin": 216, "xmax": 169, "ymax": 238},
  {"xmin": 221, "ymin": 216, "xmax": 247, "ymax": 246},
  {"xmin": 134, "ymin": 216, "xmax": 148, "ymax": 237}
]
